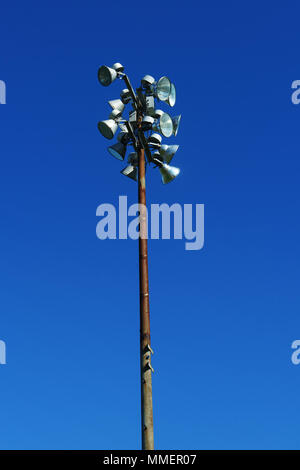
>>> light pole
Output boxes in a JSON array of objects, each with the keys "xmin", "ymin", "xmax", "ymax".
[
  {"xmin": 137, "ymin": 143, "xmax": 154, "ymax": 449},
  {"xmin": 97, "ymin": 63, "xmax": 181, "ymax": 450}
]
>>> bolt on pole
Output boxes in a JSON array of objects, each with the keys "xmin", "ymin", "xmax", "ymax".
[{"xmin": 138, "ymin": 141, "xmax": 154, "ymax": 450}]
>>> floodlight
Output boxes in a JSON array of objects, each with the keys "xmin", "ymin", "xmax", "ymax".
[
  {"xmin": 98, "ymin": 109, "xmax": 121, "ymax": 139},
  {"xmin": 112, "ymin": 63, "xmax": 124, "ymax": 72},
  {"xmin": 118, "ymin": 122, "xmax": 128, "ymax": 132},
  {"xmin": 153, "ymin": 109, "xmax": 164, "ymax": 118},
  {"xmin": 152, "ymin": 112, "xmax": 173, "ymax": 137},
  {"xmin": 159, "ymin": 144, "xmax": 179, "ymax": 164},
  {"xmin": 120, "ymin": 89, "xmax": 131, "ymax": 104},
  {"xmin": 166, "ymin": 83, "xmax": 176, "ymax": 107},
  {"xmin": 117, "ymin": 131, "xmax": 130, "ymax": 144},
  {"xmin": 110, "ymin": 108, "xmax": 123, "ymax": 120},
  {"xmin": 109, "ymin": 99, "xmax": 125, "ymax": 113},
  {"xmin": 98, "ymin": 120, "xmax": 118, "ymax": 139},
  {"xmin": 148, "ymin": 133, "xmax": 162, "ymax": 146},
  {"xmin": 108, "ymin": 142, "xmax": 126, "ymax": 161},
  {"xmin": 151, "ymin": 150, "xmax": 162, "ymax": 162},
  {"xmin": 141, "ymin": 75, "xmax": 155, "ymax": 88},
  {"xmin": 172, "ymin": 115, "xmax": 181, "ymax": 136},
  {"xmin": 142, "ymin": 115, "xmax": 154, "ymax": 130},
  {"xmin": 98, "ymin": 65, "xmax": 118, "ymax": 86},
  {"xmin": 155, "ymin": 76, "xmax": 171, "ymax": 101},
  {"xmin": 128, "ymin": 152, "xmax": 138, "ymax": 166},
  {"xmin": 159, "ymin": 163, "xmax": 180, "ymax": 184},
  {"xmin": 121, "ymin": 164, "xmax": 138, "ymax": 181}
]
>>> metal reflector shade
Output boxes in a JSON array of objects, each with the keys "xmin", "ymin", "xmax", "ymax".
[
  {"xmin": 98, "ymin": 65, "xmax": 118, "ymax": 86},
  {"xmin": 172, "ymin": 115, "xmax": 181, "ymax": 136},
  {"xmin": 109, "ymin": 99, "xmax": 125, "ymax": 113},
  {"xmin": 166, "ymin": 83, "xmax": 176, "ymax": 107},
  {"xmin": 152, "ymin": 112, "xmax": 173, "ymax": 138},
  {"xmin": 154, "ymin": 109, "xmax": 164, "ymax": 118},
  {"xmin": 151, "ymin": 150, "xmax": 162, "ymax": 163},
  {"xmin": 118, "ymin": 122, "xmax": 128, "ymax": 132},
  {"xmin": 128, "ymin": 152, "xmax": 138, "ymax": 165},
  {"xmin": 120, "ymin": 89, "xmax": 131, "ymax": 104},
  {"xmin": 148, "ymin": 133, "xmax": 162, "ymax": 145},
  {"xmin": 121, "ymin": 165, "xmax": 138, "ymax": 181},
  {"xmin": 108, "ymin": 142, "xmax": 126, "ymax": 160},
  {"xmin": 112, "ymin": 63, "xmax": 124, "ymax": 72},
  {"xmin": 141, "ymin": 75, "xmax": 155, "ymax": 88},
  {"xmin": 110, "ymin": 109, "xmax": 122, "ymax": 120},
  {"xmin": 156, "ymin": 76, "xmax": 171, "ymax": 101},
  {"xmin": 159, "ymin": 144, "xmax": 179, "ymax": 164},
  {"xmin": 142, "ymin": 115, "xmax": 154, "ymax": 130},
  {"xmin": 159, "ymin": 163, "xmax": 180, "ymax": 184},
  {"xmin": 117, "ymin": 131, "xmax": 130, "ymax": 144},
  {"xmin": 98, "ymin": 120, "xmax": 118, "ymax": 139}
]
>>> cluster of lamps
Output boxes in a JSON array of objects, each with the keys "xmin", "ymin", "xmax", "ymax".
[{"xmin": 97, "ymin": 63, "xmax": 181, "ymax": 184}]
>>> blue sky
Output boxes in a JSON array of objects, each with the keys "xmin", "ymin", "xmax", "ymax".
[{"xmin": 1, "ymin": 1, "xmax": 300, "ymax": 450}]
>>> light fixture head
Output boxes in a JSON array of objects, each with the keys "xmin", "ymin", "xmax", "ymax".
[
  {"xmin": 121, "ymin": 165, "xmax": 138, "ymax": 181},
  {"xmin": 141, "ymin": 75, "xmax": 155, "ymax": 88},
  {"xmin": 142, "ymin": 115, "xmax": 155, "ymax": 130},
  {"xmin": 120, "ymin": 88, "xmax": 131, "ymax": 104},
  {"xmin": 118, "ymin": 122, "xmax": 128, "ymax": 132},
  {"xmin": 98, "ymin": 120, "xmax": 118, "ymax": 139},
  {"xmin": 148, "ymin": 133, "xmax": 162, "ymax": 146},
  {"xmin": 153, "ymin": 109, "xmax": 164, "ymax": 119},
  {"xmin": 166, "ymin": 83, "xmax": 176, "ymax": 107},
  {"xmin": 109, "ymin": 108, "xmax": 123, "ymax": 120},
  {"xmin": 108, "ymin": 142, "xmax": 126, "ymax": 161},
  {"xmin": 152, "ymin": 112, "xmax": 173, "ymax": 138},
  {"xmin": 159, "ymin": 163, "xmax": 180, "ymax": 184},
  {"xmin": 98, "ymin": 65, "xmax": 118, "ymax": 86},
  {"xmin": 127, "ymin": 152, "xmax": 138, "ymax": 166},
  {"xmin": 155, "ymin": 76, "xmax": 171, "ymax": 101},
  {"xmin": 159, "ymin": 144, "xmax": 179, "ymax": 164},
  {"xmin": 172, "ymin": 115, "xmax": 181, "ymax": 136},
  {"xmin": 117, "ymin": 131, "xmax": 130, "ymax": 144},
  {"xmin": 112, "ymin": 63, "xmax": 124, "ymax": 73},
  {"xmin": 151, "ymin": 150, "xmax": 162, "ymax": 163},
  {"xmin": 108, "ymin": 99, "xmax": 125, "ymax": 113}
]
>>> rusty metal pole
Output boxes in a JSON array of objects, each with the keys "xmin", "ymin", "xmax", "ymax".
[{"xmin": 138, "ymin": 142, "xmax": 154, "ymax": 450}]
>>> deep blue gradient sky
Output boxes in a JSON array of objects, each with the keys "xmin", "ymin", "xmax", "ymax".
[{"xmin": 1, "ymin": 1, "xmax": 300, "ymax": 450}]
